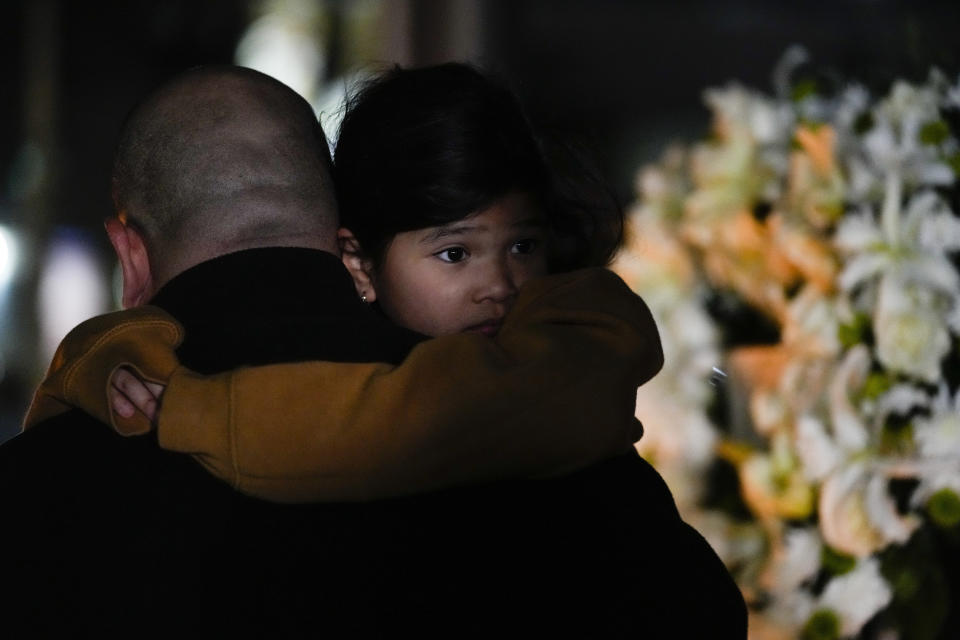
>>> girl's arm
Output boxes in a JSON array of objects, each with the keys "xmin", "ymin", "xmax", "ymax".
[{"xmin": 26, "ymin": 268, "xmax": 661, "ymax": 503}]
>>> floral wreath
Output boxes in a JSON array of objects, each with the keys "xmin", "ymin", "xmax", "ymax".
[{"xmin": 614, "ymin": 47, "xmax": 960, "ymax": 639}]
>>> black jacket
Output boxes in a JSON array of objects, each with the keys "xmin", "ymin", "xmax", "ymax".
[{"xmin": 0, "ymin": 248, "xmax": 746, "ymax": 638}]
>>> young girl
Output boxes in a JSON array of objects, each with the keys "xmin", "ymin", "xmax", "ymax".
[{"xmin": 26, "ymin": 63, "xmax": 656, "ymax": 502}]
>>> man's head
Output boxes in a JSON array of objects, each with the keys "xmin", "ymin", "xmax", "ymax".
[{"xmin": 107, "ymin": 65, "xmax": 338, "ymax": 307}]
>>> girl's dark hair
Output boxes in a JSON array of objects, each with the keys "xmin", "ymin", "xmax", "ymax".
[{"xmin": 333, "ymin": 62, "xmax": 622, "ymax": 272}]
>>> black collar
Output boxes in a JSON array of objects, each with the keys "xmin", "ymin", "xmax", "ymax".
[
  {"xmin": 151, "ymin": 248, "xmax": 358, "ymax": 324},
  {"xmin": 149, "ymin": 247, "xmax": 424, "ymax": 372}
]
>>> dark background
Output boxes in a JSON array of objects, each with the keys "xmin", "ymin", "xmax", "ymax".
[
  {"xmin": 3, "ymin": 1, "xmax": 959, "ymax": 238},
  {"xmin": 1, "ymin": 0, "xmax": 958, "ymax": 438}
]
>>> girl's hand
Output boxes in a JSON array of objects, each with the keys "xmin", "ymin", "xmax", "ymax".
[
  {"xmin": 109, "ymin": 366, "xmax": 166, "ymax": 425},
  {"xmin": 23, "ymin": 305, "xmax": 183, "ymax": 436}
]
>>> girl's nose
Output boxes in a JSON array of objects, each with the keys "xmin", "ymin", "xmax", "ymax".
[{"xmin": 473, "ymin": 259, "xmax": 519, "ymax": 304}]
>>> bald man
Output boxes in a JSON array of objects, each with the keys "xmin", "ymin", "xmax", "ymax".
[
  {"xmin": 3, "ymin": 66, "xmax": 418, "ymax": 636},
  {"xmin": 107, "ymin": 66, "xmax": 341, "ymax": 304},
  {"xmin": 1, "ymin": 67, "xmax": 744, "ymax": 637}
]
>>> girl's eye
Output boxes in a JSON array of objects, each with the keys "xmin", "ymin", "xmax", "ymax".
[
  {"xmin": 511, "ymin": 239, "xmax": 537, "ymax": 255},
  {"xmin": 435, "ymin": 247, "xmax": 468, "ymax": 263}
]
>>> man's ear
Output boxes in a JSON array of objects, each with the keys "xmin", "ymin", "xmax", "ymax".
[
  {"xmin": 337, "ymin": 227, "xmax": 377, "ymax": 303},
  {"xmin": 105, "ymin": 215, "xmax": 154, "ymax": 308}
]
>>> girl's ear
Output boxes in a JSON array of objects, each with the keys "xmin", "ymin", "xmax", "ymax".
[{"xmin": 337, "ymin": 227, "xmax": 378, "ymax": 303}]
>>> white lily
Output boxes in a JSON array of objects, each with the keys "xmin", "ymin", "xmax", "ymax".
[
  {"xmin": 913, "ymin": 384, "xmax": 960, "ymax": 459},
  {"xmin": 786, "ymin": 124, "xmax": 847, "ymax": 230},
  {"xmin": 836, "ymin": 190, "xmax": 960, "ymax": 296},
  {"xmin": 634, "ymin": 378, "xmax": 718, "ymax": 471},
  {"xmin": 687, "ymin": 129, "xmax": 767, "ymax": 221},
  {"xmin": 758, "ymin": 526, "xmax": 823, "ymax": 635},
  {"xmin": 874, "ymin": 383, "xmax": 931, "ymax": 432},
  {"xmin": 705, "ymin": 84, "xmax": 795, "ymax": 147},
  {"xmin": 615, "ymin": 208, "xmax": 722, "ymax": 483},
  {"xmin": 901, "ymin": 191, "xmax": 960, "ymax": 290},
  {"xmin": 751, "ymin": 389, "xmax": 790, "ymax": 436},
  {"xmin": 741, "ymin": 431, "xmax": 816, "ymax": 521},
  {"xmin": 948, "ymin": 300, "xmax": 960, "ymax": 335},
  {"xmin": 863, "ymin": 79, "xmax": 955, "ymax": 189},
  {"xmin": 834, "ymin": 187, "xmax": 959, "ymax": 383},
  {"xmin": 832, "ymin": 84, "xmax": 871, "ymax": 150},
  {"xmin": 873, "ymin": 274, "xmax": 952, "ymax": 383},
  {"xmin": 857, "ymin": 121, "xmax": 952, "ymax": 198},
  {"xmin": 764, "ymin": 589, "xmax": 818, "ymax": 637},
  {"xmin": 864, "ymin": 464, "xmax": 921, "ymax": 546},
  {"xmin": 795, "ymin": 414, "xmax": 843, "ymax": 482},
  {"xmin": 765, "ymin": 526, "xmax": 823, "ymax": 594},
  {"xmin": 634, "ymin": 145, "xmax": 689, "ymax": 222},
  {"xmin": 945, "ymin": 72, "xmax": 960, "ymax": 109},
  {"xmin": 827, "ymin": 345, "xmax": 871, "ymax": 454},
  {"xmin": 686, "ymin": 85, "xmax": 793, "ymax": 221},
  {"xmin": 813, "ymin": 344, "xmax": 923, "ymax": 556},
  {"xmin": 619, "ymin": 61, "xmax": 960, "ymax": 638},
  {"xmin": 905, "ymin": 386, "xmax": 960, "ymax": 515},
  {"xmin": 882, "ymin": 79, "xmax": 940, "ymax": 125},
  {"xmin": 769, "ymin": 215, "xmax": 839, "ymax": 292},
  {"xmin": 783, "ymin": 285, "xmax": 842, "ymax": 359},
  {"xmin": 819, "ymin": 461, "xmax": 920, "ymax": 558},
  {"xmin": 911, "ymin": 466, "xmax": 960, "ymax": 512},
  {"xmin": 817, "ymin": 557, "xmax": 893, "ymax": 637}
]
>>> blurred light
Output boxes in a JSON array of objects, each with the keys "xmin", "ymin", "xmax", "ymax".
[
  {"xmin": 235, "ymin": 0, "xmax": 326, "ymax": 102},
  {"xmin": 708, "ymin": 366, "xmax": 728, "ymax": 387},
  {"xmin": 7, "ymin": 142, "xmax": 46, "ymax": 201},
  {"xmin": 0, "ymin": 224, "xmax": 19, "ymax": 288},
  {"xmin": 38, "ymin": 230, "xmax": 110, "ymax": 363}
]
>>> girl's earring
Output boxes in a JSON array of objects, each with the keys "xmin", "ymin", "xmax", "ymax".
[{"xmin": 360, "ymin": 293, "xmax": 368, "ymax": 303}]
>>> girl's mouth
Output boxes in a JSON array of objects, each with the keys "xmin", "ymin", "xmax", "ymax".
[{"xmin": 464, "ymin": 320, "xmax": 503, "ymax": 337}]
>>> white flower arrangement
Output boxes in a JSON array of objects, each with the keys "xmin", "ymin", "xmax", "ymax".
[{"xmin": 614, "ymin": 50, "xmax": 960, "ymax": 638}]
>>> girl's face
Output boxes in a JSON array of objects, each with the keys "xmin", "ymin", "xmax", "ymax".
[{"xmin": 354, "ymin": 193, "xmax": 548, "ymax": 337}]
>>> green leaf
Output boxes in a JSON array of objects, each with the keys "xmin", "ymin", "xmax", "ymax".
[
  {"xmin": 919, "ymin": 120, "xmax": 950, "ymax": 146},
  {"xmin": 863, "ymin": 372, "xmax": 893, "ymax": 400},
  {"xmin": 854, "ymin": 111, "xmax": 875, "ymax": 135},
  {"xmin": 821, "ymin": 545, "xmax": 856, "ymax": 575},
  {"xmin": 892, "ymin": 565, "xmax": 920, "ymax": 599},
  {"xmin": 946, "ymin": 151, "xmax": 960, "ymax": 177},
  {"xmin": 879, "ymin": 528, "xmax": 950, "ymax": 640},
  {"xmin": 792, "ymin": 79, "xmax": 818, "ymax": 102},
  {"xmin": 837, "ymin": 313, "xmax": 871, "ymax": 349},
  {"xmin": 879, "ymin": 421, "xmax": 913, "ymax": 456},
  {"xmin": 927, "ymin": 488, "xmax": 960, "ymax": 529},
  {"xmin": 837, "ymin": 324, "xmax": 860, "ymax": 349},
  {"xmin": 802, "ymin": 609, "xmax": 840, "ymax": 640}
]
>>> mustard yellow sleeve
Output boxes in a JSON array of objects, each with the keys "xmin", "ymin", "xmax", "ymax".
[
  {"xmin": 22, "ymin": 306, "xmax": 183, "ymax": 436},
  {"xmin": 157, "ymin": 267, "xmax": 662, "ymax": 502}
]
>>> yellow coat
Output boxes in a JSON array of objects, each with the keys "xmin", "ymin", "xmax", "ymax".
[{"xmin": 25, "ymin": 268, "xmax": 662, "ymax": 503}]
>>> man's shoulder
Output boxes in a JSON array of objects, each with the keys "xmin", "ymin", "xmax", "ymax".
[
  {"xmin": 376, "ymin": 451, "xmax": 747, "ymax": 637},
  {"xmin": 5, "ymin": 408, "xmax": 147, "ymax": 452},
  {"xmin": 545, "ymin": 450, "xmax": 681, "ymax": 509},
  {"xmin": 482, "ymin": 450, "xmax": 682, "ymax": 519},
  {"xmin": 2, "ymin": 409, "xmax": 171, "ymax": 485},
  {"xmin": 0, "ymin": 409, "xmax": 244, "ymax": 519},
  {"xmin": 379, "ymin": 450, "xmax": 685, "ymax": 560},
  {"xmin": 0, "ymin": 412, "xmax": 404, "ymax": 634}
]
